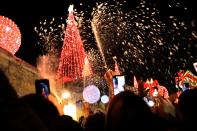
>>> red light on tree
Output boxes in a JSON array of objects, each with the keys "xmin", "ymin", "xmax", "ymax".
[{"xmin": 0, "ymin": 16, "xmax": 21, "ymax": 55}]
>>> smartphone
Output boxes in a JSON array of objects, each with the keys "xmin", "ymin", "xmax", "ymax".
[
  {"xmin": 113, "ymin": 75, "xmax": 125, "ymax": 95},
  {"xmin": 35, "ymin": 79, "xmax": 50, "ymax": 98}
]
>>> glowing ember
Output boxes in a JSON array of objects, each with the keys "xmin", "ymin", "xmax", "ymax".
[{"xmin": 0, "ymin": 16, "xmax": 21, "ymax": 54}]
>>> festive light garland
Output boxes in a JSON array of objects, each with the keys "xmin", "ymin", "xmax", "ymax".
[{"xmin": 0, "ymin": 16, "xmax": 21, "ymax": 55}]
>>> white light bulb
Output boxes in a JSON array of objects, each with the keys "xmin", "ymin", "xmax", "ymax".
[
  {"xmin": 101, "ymin": 95, "xmax": 109, "ymax": 104},
  {"xmin": 62, "ymin": 92, "xmax": 70, "ymax": 99}
]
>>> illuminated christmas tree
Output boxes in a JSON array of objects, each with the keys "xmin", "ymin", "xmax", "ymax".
[{"xmin": 57, "ymin": 5, "xmax": 89, "ymax": 83}]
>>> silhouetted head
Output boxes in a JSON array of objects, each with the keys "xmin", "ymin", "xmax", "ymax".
[
  {"xmin": 105, "ymin": 90, "xmax": 167, "ymax": 131},
  {"xmin": 20, "ymin": 94, "xmax": 60, "ymax": 117},
  {"xmin": 84, "ymin": 110, "xmax": 105, "ymax": 131},
  {"xmin": 60, "ymin": 115, "xmax": 84, "ymax": 131},
  {"xmin": 0, "ymin": 99, "xmax": 48, "ymax": 131},
  {"xmin": 178, "ymin": 89, "xmax": 197, "ymax": 129},
  {"xmin": 19, "ymin": 94, "xmax": 62, "ymax": 131}
]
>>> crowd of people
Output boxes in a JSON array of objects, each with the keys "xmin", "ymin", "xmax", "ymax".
[{"xmin": 0, "ymin": 68, "xmax": 197, "ymax": 131}]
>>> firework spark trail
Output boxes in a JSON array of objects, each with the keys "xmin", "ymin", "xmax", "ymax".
[
  {"xmin": 80, "ymin": 0, "xmax": 196, "ymax": 87},
  {"xmin": 34, "ymin": 17, "xmax": 65, "ymax": 55},
  {"xmin": 87, "ymin": 49, "xmax": 106, "ymax": 76},
  {"xmin": 91, "ymin": 21, "xmax": 108, "ymax": 69},
  {"xmin": 90, "ymin": 1, "xmax": 166, "ymax": 70}
]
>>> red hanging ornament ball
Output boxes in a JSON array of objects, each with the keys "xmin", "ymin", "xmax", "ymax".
[{"xmin": 0, "ymin": 16, "xmax": 21, "ymax": 55}]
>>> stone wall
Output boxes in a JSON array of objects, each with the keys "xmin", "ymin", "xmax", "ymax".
[{"xmin": 0, "ymin": 47, "xmax": 41, "ymax": 97}]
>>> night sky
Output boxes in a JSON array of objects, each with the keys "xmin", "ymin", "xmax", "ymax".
[{"xmin": 0, "ymin": 0, "xmax": 197, "ymax": 92}]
